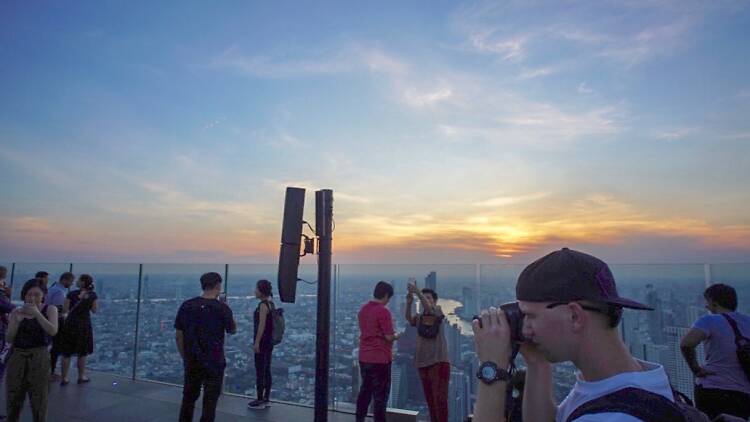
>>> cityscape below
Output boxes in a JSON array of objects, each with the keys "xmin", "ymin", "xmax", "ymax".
[{"xmin": 3, "ymin": 262, "xmax": 749, "ymax": 422}]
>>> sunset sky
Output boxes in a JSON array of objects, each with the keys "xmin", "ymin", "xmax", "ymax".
[{"xmin": 1, "ymin": 1, "xmax": 749, "ymax": 264}]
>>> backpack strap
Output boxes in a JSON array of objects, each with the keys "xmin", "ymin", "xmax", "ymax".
[
  {"xmin": 720, "ymin": 313, "xmax": 750, "ymax": 346},
  {"xmin": 565, "ymin": 387, "xmax": 684, "ymax": 422}
]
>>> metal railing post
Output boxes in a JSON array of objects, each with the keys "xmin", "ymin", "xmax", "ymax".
[{"xmin": 132, "ymin": 264, "xmax": 144, "ymax": 380}]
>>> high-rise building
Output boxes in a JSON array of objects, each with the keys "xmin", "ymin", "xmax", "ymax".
[
  {"xmin": 425, "ymin": 271, "xmax": 437, "ymax": 292},
  {"xmin": 449, "ymin": 370, "xmax": 470, "ymax": 422},
  {"xmin": 389, "ymin": 355, "xmax": 410, "ymax": 409},
  {"xmin": 462, "ymin": 287, "xmax": 478, "ymax": 318},
  {"xmin": 446, "ymin": 322, "xmax": 462, "ymax": 365},
  {"xmin": 646, "ymin": 285, "xmax": 665, "ymax": 344}
]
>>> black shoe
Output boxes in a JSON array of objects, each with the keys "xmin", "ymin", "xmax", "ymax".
[
  {"xmin": 77, "ymin": 378, "xmax": 91, "ymax": 384},
  {"xmin": 60, "ymin": 379, "xmax": 70, "ymax": 386},
  {"xmin": 247, "ymin": 399, "xmax": 267, "ymax": 409}
]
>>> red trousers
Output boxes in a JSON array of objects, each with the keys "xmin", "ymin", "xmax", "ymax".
[{"xmin": 418, "ymin": 361, "xmax": 450, "ymax": 422}]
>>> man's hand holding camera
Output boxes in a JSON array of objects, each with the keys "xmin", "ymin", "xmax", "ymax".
[{"xmin": 472, "ymin": 307, "xmax": 512, "ymax": 367}]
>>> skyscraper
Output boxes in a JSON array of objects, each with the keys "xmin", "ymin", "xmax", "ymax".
[
  {"xmin": 425, "ymin": 271, "xmax": 437, "ymax": 292},
  {"xmin": 462, "ymin": 287, "xmax": 478, "ymax": 318},
  {"xmin": 449, "ymin": 370, "xmax": 470, "ymax": 422},
  {"xmin": 646, "ymin": 285, "xmax": 665, "ymax": 344}
]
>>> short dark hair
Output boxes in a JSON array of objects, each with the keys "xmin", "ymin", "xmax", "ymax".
[
  {"xmin": 704, "ymin": 283, "xmax": 738, "ymax": 311},
  {"xmin": 60, "ymin": 272, "xmax": 75, "ymax": 282},
  {"xmin": 373, "ymin": 281, "xmax": 394, "ymax": 300},
  {"xmin": 421, "ymin": 288, "xmax": 438, "ymax": 301},
  {"xmin": 35, "ymin": 271, "xmax": 49, "ymax": 279},
  {"xmin": 604, "ymin": 305, "xmax": 623, "ymax": 328},
  {"xmin": 0, "ymin": 265, "xmax": 7, "ymax": 277},
  {"xmin": 79, "ymin": 274, "xmax": 95, "ymax": 290},
  {"xmin": 256, "ymin": 279, "xmax": 273, "ymax": 297},
  {"xmin": 21, "ymin": 278, "xmax": 44, "ymax": 301},
  {"xmin": 200, "ymin": 272, "xmax": 222, "ymax": 291}
]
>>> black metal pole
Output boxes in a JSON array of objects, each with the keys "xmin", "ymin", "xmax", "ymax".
[
  {"xmin": 314, "ymin": 189, "xmax": 333, "ymax": 422},
  {"xmin": 69, "ymin": 263, "xmax": 73, "ymax": 273},
  {"xmin": 132, "ymin": 264, "xmax": 143, "ymax": 380},
  {"xmin": 9, "ymin": 263, "xmax": 15, "ymax": 288}
]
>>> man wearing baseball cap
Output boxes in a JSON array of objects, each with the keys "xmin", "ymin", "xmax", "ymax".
[{"xmin": 473, "ymin": 248, "xmax": 679, "ymax": 422}]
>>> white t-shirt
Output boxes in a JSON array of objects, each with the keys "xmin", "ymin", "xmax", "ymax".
[{"xmin": 557, "ymin": 360, "xmax": 675, "ymax": 422}]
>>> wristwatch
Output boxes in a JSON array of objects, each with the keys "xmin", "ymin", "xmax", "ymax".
[{"xmin": 476, "ymin": 361, "xmax": 511, "ymax": 385}]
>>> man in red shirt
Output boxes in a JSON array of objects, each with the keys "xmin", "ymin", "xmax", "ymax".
[{"xmin": 356, "ymin": 281, "xmax": 401, "ymax": 422}]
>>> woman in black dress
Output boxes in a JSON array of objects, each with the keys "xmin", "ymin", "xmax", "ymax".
[{"xmin": 59, "ymin": 274, "xmax": 98, "ymax": 385}]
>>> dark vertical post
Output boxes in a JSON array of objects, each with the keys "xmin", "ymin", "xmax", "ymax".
[
  {"xmin": 9, "ymin": 263, "xmax": 15, "ymax": 288},
  {"xmin": 69, "ymin": 263, "xmax": 73, "ymax": 273},
  {"xmin": 314, "ymin": 189, "xmax": 333, "ymax": 422},
  {"xmin": 224, "ymin": 263, "xmax": 229, "ymax": 293},
  {"xmin": 132, "ymin": 264, "xmax": 144, "ymax": 380},
  {"xmin": 642, "ymin": 344, "xmax": 648, "ymax": 361}
]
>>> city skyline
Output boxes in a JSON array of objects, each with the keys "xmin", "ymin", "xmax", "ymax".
[{"xmin": 2, "ymin": 1, "xmax": 750, "ymax": 264}]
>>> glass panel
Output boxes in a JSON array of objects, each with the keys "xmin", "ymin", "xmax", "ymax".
[
  {"xmin": 224, "ymin": 264, "xmax": 319, "ymax": 406},
  {"xmin": 70, "ymin": 263, "xmax": 140, "ymax": 377},
  {"xmin": 333, "ymin": 264, "xmax": 477, "ymax": 421},
  {"xmin": 136, "ymin": 264, "xmax": 224, "ymax": 384},
  {"xmin": 8, "ymin": 262, "xmax": 71, "ymax": 294}
]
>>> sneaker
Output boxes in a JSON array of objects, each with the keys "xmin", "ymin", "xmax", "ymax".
[
  {"xmin": 263, "ymin": 399, "xmax": 272, "ymax": 407},
  {"xmin": 247, "ymin": 399, "xmax": 267, "ymax": 409}
]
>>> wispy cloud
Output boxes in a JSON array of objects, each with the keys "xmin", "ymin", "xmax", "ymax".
[
  {"xmin": 655, "ymin": 127, "xmax": 698, "ymax": 141},
  {"xmin": 472, "ymin": 193, "xmax": 549, "ymax": 207},
  {"xmin": 578, "ymin": 82, "xmax": 594, "ymax": 94}
]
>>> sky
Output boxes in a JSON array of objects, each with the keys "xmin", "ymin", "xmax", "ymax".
[{"xmin": 1, "ymin": 0, "xmax": 749, "ymax": 265}]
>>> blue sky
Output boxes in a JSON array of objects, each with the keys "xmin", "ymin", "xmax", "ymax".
[{"xmin": 1, "ymin": 0, "xmax": 749, "ymax": 264}]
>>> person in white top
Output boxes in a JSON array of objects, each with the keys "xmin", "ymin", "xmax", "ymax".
[
  {"xmin": 680, "ymin": 283, "xmax": 750, "ymax": 420},
  {"xmin": 472, "ymin": 248, "xmax": 677, "ymax": 422}
]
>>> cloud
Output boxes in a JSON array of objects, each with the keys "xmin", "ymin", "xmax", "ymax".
[
  {"xmin": 578, "ymin": 82, "xmax": 594, "ymax": 94},
  {"xmin": 472, "ymin": 193, "xmax": 549, "ymax": 207},
  {"xmin": 209, "ymin": 44, "xmax": 407, "ymax": 79},
  {"xmin": 402, "ymin": 84, "xmax": 454, "ymax": 108},
  {"xmin": 518, "ymin": 66, "xmax": 558, "ymax": 80},
  {"xmin": 655, "ymin": 127, "xmax": 698, "ymax": 141},
  {"xmin": 469, "ymin": 31, "xmax": 528, "ymax": 61},
  {"xmin": 203, "ymin": 117, "xmax": 226, "ymax": 130}
]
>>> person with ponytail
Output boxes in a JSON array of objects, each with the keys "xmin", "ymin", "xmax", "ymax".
[{"xmin": 247, "ymin": 279, "xmax": 275, "ymax": 409}]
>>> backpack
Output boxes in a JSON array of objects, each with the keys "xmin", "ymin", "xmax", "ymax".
[
  {"xmin": 265, "ymin": 301, "xmax": 285, "ymax": 346},
  {"xmin": 417, "ymin": 312, "xmax": 444, "ymax": 339},
  {"xmin": 720, "ymin": 313, "xmax": 750, "ymax": 382},
  {"xmin": 564, "ymin": 387, "xmax": 710, "ymax": 422}
]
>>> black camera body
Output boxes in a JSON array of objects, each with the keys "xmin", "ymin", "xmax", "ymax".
[{"xmin": 500, "ymin": 301, "xmax": 526, "ymax": 344}]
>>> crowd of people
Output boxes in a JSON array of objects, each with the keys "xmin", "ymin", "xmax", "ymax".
[
  {"xmin": 2, "ymin": 250, "xmax": 749, "ymax": 422},
  {"xmin": 0, "ymin": 267, "xmax": 98, "ymax": 422}
]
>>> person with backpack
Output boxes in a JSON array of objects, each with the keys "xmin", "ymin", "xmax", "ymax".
[
  {"xmin": 247, "ymin": 279, "xmax": 277, "ymax": 410},
  {"xmin": 680, "ymin": 283, "xmax": 750, "ymax": 420},
  {"xmin": 473, "ymin": 248, "xmax": 696, "ymax": 422},
  {"xmin": 405, "ymin": 279, "xmax": 449, "ymax": 422},
  {"xmin": 175, "ymin": 272, "xmax": 236, "ymax": 422}
]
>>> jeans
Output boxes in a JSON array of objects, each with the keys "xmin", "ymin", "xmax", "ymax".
[
  {"xmin": 179, "ymin": 360, "xmax": 224, "ymax": 422},
  {"xmin": 356, "ymin": 361, "xmax": 392, "ymax": 422},
  {"xmin": 418, "ymin": 362, "xmax": 450, "ymax": 422},
  {"xmin": 694, "ymin": 384, "xmax": 750, "ymax": 420}
]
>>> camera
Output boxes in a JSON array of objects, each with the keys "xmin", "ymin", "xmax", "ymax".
[{"xmin": 473, "ymin": 301, "xmax": 526, "ymax": 343}]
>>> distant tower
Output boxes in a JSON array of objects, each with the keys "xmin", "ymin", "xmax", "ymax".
[{"xmin": 425, "ymin": 271, "xmax": 437, "ymax": 292}]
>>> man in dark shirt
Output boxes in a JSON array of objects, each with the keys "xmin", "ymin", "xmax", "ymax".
[{"xmin": 175, "ymin": 272, "xmax": 236, "ymax": 422}]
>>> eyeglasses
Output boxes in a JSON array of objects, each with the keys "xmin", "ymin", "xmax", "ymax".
[{"xmin": 546, "ymin": 302, "xmax": 609, "ymax": 315}]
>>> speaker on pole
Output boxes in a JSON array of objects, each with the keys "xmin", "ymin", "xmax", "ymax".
[{"xmin": 278, "ymin": 187, "xmax": 305, "ymax": 303}]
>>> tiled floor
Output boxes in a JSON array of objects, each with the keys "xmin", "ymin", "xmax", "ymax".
[{"xmin": 0, "ymin": 371, "xmax": 360, "ymax": 421}]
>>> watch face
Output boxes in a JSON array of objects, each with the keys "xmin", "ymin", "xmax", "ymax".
[{"xmin": 481, "ymin": 365, "xmax": 496, "ymax": 380}]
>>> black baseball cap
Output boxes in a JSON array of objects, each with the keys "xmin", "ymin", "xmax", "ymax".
[{"xmin": 516, "ymin": 248, "xmax": 653, "ymax": 310}]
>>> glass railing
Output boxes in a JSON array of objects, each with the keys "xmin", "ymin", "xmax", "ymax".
[{"xmin": 1, "ymin": 261, "xmax": 748, "ymax": 420}]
